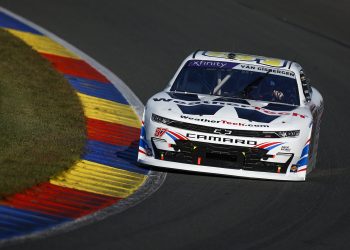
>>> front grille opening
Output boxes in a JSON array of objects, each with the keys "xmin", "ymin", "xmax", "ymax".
[
  {"xmin": 206, "ymin": 152, "xmax": 237, "ymax": 162},
  {"xmin": 205, "ymin": 152, "xmax": 240, "ymax": 168}
]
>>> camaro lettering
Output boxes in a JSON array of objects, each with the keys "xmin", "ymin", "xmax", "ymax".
[
  {"xmin": 223, "ymin": 138, "xmax": 234, "ymax": 143},
  {"xmin": 186, "ymin": 133, "xmax": 257, "ymax": 145},
  {"xmin": 197, "ymin": 135, "xmax": 207, "ymax": 140},
  {"xmin": 208, "ymin": 136, "xmax": 221, "ymax": 141}
]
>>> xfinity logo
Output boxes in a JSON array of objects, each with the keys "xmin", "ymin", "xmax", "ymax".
[
  {"xmin": 188, "ymin": 60, "xmax": 228, "ymax": 68},
  {"xmin": 186, "ymin": 133, "xmax": 257, "ymax": 145}
]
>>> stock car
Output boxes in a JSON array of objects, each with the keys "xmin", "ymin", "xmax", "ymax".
[{"xmin": 137, "ymin": 51, "xmax": 323, "ymax": 181}]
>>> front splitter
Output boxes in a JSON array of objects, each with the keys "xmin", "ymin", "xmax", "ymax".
[{"xmin": 138, "ymin": 155, "xmax": 306, "ymax": 181}]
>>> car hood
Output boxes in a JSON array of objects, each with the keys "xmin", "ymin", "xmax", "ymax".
[{"xmin": 146, "ymin": 92, "xmax": 312, "ymax": 131}]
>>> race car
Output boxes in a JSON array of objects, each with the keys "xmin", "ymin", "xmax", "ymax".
[{"xmin": 137, "ymin": 51, "xmax": 324, "ymax": 181}]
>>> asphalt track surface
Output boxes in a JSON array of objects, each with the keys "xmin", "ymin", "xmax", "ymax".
[{"xmin": 1, "ymin": 1, "xmax": 349, "ymax": 249}]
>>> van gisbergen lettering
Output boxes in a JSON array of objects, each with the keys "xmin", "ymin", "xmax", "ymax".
[
  {"xmin": 238, "ymin": 64, "xmax": 295, "ymax": 78},
  {"xmin": 186, "ymin": 133, "xmax": 257, "ymax": 145},
  {"xmin": 153, "ymin": 98, "xmax": 306, "ymax": 118}
]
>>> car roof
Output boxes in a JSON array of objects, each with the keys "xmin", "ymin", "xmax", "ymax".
[{"xmin": 190, "ymin": 50, "xmax": 299, "ymax": 72}]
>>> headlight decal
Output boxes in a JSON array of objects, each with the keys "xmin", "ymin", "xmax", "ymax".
[
  {"xmin": 275, "ymin": 130, "xmax": 300, "ymax": 138},
  {"xmin": 152, "ymin": 114, "xmax": 173, "ymax": 125}
]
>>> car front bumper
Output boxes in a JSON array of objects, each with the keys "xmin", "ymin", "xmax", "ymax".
[{"xmin": 138, "ymin": 153, "xmax": 307, "ymax": 181}]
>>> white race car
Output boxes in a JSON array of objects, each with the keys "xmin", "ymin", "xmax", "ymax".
[{"xmin": 138, "ymin": 51, "xmax": 324, "ymax": 181}]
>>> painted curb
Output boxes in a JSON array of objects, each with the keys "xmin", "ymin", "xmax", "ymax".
[{"xmin": 0, "ymin": 7, "xmax": 166, "ymax": 246}]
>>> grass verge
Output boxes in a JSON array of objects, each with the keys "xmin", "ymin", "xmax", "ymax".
[{"xmin": 0, "ymin": 28, "xmax": 86, "ymax": 198}]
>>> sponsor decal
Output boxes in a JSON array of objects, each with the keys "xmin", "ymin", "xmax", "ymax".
[
  {"xmin": 152, "ymin": 98, "xmax": 306, "ymax": 118},
  {"xmin": 187, "ymin": 60, "xmax": 238, "ymax": 69},
  {"xmin": 186, "ymin": 133, "xmax": 257, "ymax": 145},
  {"xmin": 290, "ymin": 165, "xmax": 298, "ymax": 172},
  {"xmin": 180, "ymin": 115, "xmax": 270, "ymax": 127},
  {"xmin": 281, "ymin": 145, "xmax": 291, "ymax": 152},
  {"xmin": 237, "ymin": 64, "xmax": 295, "ymax": 78}
]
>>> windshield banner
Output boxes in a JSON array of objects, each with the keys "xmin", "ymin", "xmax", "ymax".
[{"xmin": 186, "ymin": 60, "xmax": 295, "ymax": 78}]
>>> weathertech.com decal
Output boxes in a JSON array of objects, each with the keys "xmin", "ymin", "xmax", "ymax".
[{"xmin": 180, "ymin": 115, "xmax": 270, "ymax": 127}]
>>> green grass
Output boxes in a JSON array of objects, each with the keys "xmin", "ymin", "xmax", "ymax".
[{"xmin": 0, "ymin": 28, "xmax": 86, "ymax": 198}]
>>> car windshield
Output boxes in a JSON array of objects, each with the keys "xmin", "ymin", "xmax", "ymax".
[{"xmin": 170, "ymin": 60, "xmax": 300, "ymax": 105}]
